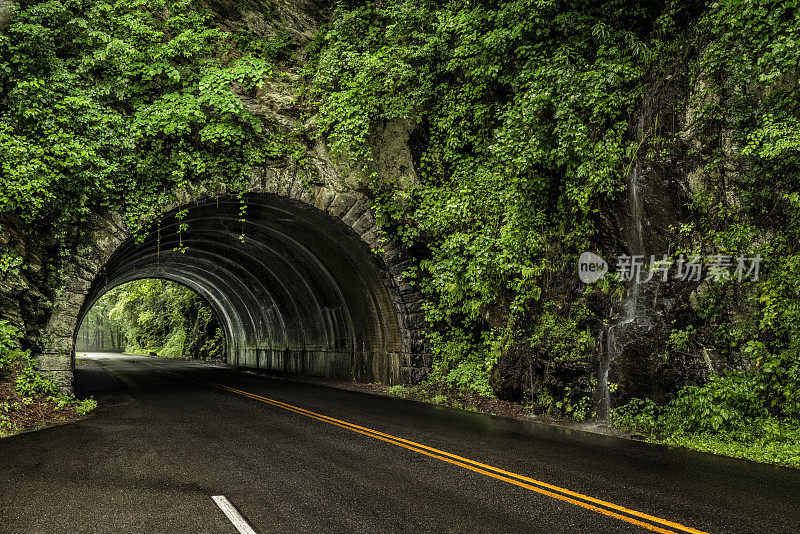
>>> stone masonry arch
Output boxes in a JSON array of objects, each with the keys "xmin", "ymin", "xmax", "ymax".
[{"xmin": 41, "ymin": 170, "xmax": 429, "ymax": 393}]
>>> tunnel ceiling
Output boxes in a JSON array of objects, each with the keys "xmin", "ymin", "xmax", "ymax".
[{"xmin": 78, "ymin": 194, "xmax": 405, "ymax": 382}]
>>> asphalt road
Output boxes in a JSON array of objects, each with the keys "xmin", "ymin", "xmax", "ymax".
[{"xmin": 1, "ymin": 353, "xmax": 798, "ymax": 533}]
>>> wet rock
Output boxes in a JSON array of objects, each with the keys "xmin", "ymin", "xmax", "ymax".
[
  {"xmin": 410, "ymin": 367, "xmax": 428, "ymax": 384},
  {"xmin": 491, "ymin": 343, "xmax": 531, "ymax": 402}
]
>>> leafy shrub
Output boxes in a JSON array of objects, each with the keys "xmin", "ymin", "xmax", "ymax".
[
  {"xmin": 615, "ymin": 372, "xmax": 776, "ymax": 436},
  {"xmin": 611, "ymin": 397, "xmax": 662, "ymax": 433},
  {"xmin": 387, "ymin": 384, "xmax": 408, "ymax": 397},
  {"xmin": 759, "ymin": 349, "xmax": 800, "ymax": 420},
  {"xmin": 13, "ymin": 356, "xmax": 60, "ymax": 399},
  {"xmin": 158, "ymin": 327, "xmax": 186, "ymax": 359},
  {"xmin": 560, "ymin": 392, "xmax": 594, "ymax": 422},
  {"xmin": 0, "ymin": 320, "xmax": 21, "ymax": 362},
  {"xmin": 441, "ymin": 360, "xmax": 494, "ymax": 397},
  {"xmin": 75, "ymin": 398, "xmax": 98, "ymax": 416},
  {"xmin": 662, "ymin": 373, "xmax": 767, "ymax": 434}
]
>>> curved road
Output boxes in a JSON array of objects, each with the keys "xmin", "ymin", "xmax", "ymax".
[{"xmin": 0, "ymin": 353, "xmax": 798, "ymax": 533}]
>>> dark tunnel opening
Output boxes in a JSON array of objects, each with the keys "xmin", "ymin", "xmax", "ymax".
[{"xmin": 75, "ymin": 194, "xmax": 406, "ymax": 384}]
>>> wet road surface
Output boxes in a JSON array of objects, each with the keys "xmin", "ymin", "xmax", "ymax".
[{"xmin": 0, "ymin": 353, "xmax": 798, "ymax": 533}]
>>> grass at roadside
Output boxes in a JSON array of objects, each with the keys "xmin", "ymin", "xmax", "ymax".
[{"xmin": 655, "ymin": 433, "xmax": 800, "ymax": 469}]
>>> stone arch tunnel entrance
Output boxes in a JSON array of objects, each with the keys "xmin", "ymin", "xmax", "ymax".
[{"xmin": 62, "ymin": 192, "xmax": 426, "ymax": 390}]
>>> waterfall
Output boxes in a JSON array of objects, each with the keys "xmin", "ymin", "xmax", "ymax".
[
  {"xmin": 596, "ymin": 281, "xmax": 640, "ymax": 420},
  {"xmin": 596, "ymin": 161, "xmax": 645, "ymax": 421}
]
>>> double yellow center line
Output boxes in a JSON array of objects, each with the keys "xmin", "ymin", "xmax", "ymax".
[{"xmin": 211, "ymin": 381, "xmax": 709, "ymax": 534}]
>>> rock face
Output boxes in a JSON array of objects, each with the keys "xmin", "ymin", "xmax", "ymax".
[
  {"xmin": 595, "ymin": 72, "xmax": 722, "ymax": 414},
  {"xmin": 0, "ymin": 217, "xmax": 58, "ymax": 354},
  {"xmin": 486, "ymin": 67, "xmax": 730, "ymax": 417},
  {"xmin": 208, "ymin": 0, "xmax": 330, "ymax": 44}
]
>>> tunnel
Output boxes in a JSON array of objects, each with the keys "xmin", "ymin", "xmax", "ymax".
[{"xmin": 74, "ymin": 194, "xmax": 407, "ymax": 384}]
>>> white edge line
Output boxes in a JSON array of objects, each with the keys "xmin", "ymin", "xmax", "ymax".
[{"xmin": 212, "ymin": 495, "xmax": 258, "ymax": 534}]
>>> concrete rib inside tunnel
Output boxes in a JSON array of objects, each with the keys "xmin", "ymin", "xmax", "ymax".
[{"xmin": 76, "ymin": 194, "xmax": 407, "ymax": 383}]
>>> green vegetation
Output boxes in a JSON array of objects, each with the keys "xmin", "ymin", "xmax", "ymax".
[
  {"xmin": 384, "ymin": 381, "xmax": 531, "ymax": 418},
  {"xmin": 385, "ymin": 383, "xmax": 477, "ymax": 413},
  {"xmin": 309, "ymin": 0, "xmax": 655, "ymax": 392},
  {"xmin": 0, "ymin": 0, "xmax": 294, "ymax": 232},
  {"xmin": 0, "ymin": 320, "xmax": 95, "ymax": 437},
  {"xmin": 78, "ymin": 279, "xmax": 224, "ymax": 360}
]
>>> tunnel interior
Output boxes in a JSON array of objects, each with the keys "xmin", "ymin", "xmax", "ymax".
[{"xmin": 76, "ymin": 194, "xmax": 405, "ymax": 383}]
